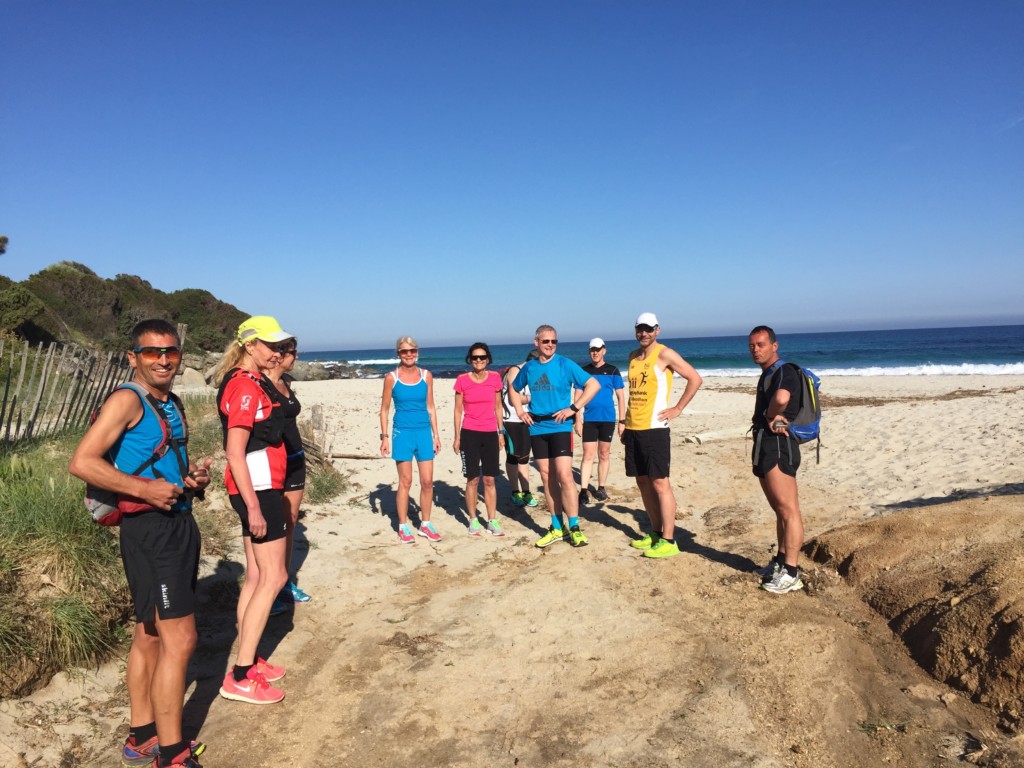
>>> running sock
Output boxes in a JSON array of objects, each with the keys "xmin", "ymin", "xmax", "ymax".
[
  {"xmin": 775, "ymin": 552, "xmax": 787, "ymax": 566},
  {"xmin": 568, "ymin": 516, "xmax": 579, "ymax": 529},
  {"xmin": 233, "ymin": 663, "xmax": 254, "ymax": 683},
  {"xmin": 550, "ymin": 516, "xmax": 563, "ymax": 530},
  {"xmin": 157, "ymin": 740, "xmax": 187, "ymax": 768},
  {"xmin": 784, "ymin": 564, "xmax": 799, "ymax": 577},
  {"xmin": 662, "ymin": 538, "xmax": 675, "ymax": 545},
  {"xmin": 129, "ymin": 722, "xmax": 157, "ymax": 745}
]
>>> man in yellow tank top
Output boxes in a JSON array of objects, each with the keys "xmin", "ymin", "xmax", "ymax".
[{"xmin": 623, "ymin": 312, "xmax": 703, "ymax": 559}]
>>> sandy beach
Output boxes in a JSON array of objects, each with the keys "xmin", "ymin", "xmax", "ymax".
[{"xmin": 3, "ymin": 374, "xmax": 1023, "ymax": 767}]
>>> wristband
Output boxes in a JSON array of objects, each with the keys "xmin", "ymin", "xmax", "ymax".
[
  {"xmin": 569, "ymin": 404, "xmax": 579, "ymax": 413},
  {"xmin": 380, "ymin": 433, "xmax": 388, "ymax": 439}
]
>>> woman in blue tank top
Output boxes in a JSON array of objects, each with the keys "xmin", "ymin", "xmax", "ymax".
[{"xmin": 378, "ymin": 336, "xmax": 442, "ymax": 544}]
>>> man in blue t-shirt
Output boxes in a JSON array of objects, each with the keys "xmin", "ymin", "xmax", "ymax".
[
  {"xmin": 574, "ymin": 338, "xmax": 625, "ymax": 504},
  {"xmin": 509, "ymin": 324, "xmax": 600, "ymax": 548}
]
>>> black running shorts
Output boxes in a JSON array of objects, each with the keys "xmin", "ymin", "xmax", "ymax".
[
  {"xmin": 752, "ymin": 432, "xmax": 801, "ymax": 478},
  {"xmin": 460, "ymin": 428, "xmax": 500, "ymax": 478},
  {"xmin": 284, "ymin": 455, "xmax": 306, "ymax": 492},
  {"xmin": 623, "ymin": 428, "xmax": 671, "ymax": 479},
  {"xmin": 503, "ymin": 422, "xmax": 531, "ymax": 464},
  {"xmin": 531, "ymin": 431, "xmax": 574, "ymax": 460},
  {"xmin": 120, "ymin": 509, "xmax": 201, "ymax": 623},
  {"xmin": 582, "ymin": 421, "xmax": 615, "ymax": 443},
  {"xmin": 230, "ymin": 489, "xmax": 289, "ymax": 542}
]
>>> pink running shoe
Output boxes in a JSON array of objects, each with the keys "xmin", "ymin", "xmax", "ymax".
[
  {"xmin": 256, "ymin": 656, "xmax": 285, "ymax": 682},
  {"xmin": 397, "ymin": 524, "xmax": 415, "ymax": 544},
  {"xmin": 418, "ymin": 522, "xmax": 442, "ymax": 542},
  {"xmin": 218, "ymin": 667, "xmax": 285, "ymax": 704}
]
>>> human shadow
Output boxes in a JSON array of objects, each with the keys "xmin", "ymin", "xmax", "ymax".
[
  {"xmin": 581, "ymin": 502, "xmax": 646, "ymax": 541},
  {"xmin": 367, "ymin": 478, "xmax": 462, "ymax": 530},
  {"xmin": 181, "ymin": 555, "xmax": 296, "ymax": 740},
  {"xmin": 290, "ymin": 512, "xmax": 310, "ymax": 582},
  {"xmin": 880, "ymin": 481, "xmax": 1024, "ymax": 512},
  {"xmin": 676, "ymin": 529, "xmax": 759, "ymax": 573},
  {"xmin": 591, "ymin": 502, "xmax": 758, "ymax": 573}
]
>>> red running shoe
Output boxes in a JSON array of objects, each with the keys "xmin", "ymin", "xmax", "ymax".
[
  {"xmin": 121, "ymin": 736, "xmax": 205, "ymax": 767},
  {"xmin": 218, "ymin": 667, "xmax": 285, "ymax": 704},
  {"xmin": 256, "ymin": 656, "xmax": 285, "ymax": 682}
]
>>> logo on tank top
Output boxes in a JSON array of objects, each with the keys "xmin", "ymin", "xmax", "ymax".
[{"xmin": 240, "ymin": 394, "xmax": 252, "ymax": 411}]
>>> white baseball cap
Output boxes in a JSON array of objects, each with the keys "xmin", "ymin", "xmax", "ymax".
[
  {"xmin": 635, "ymin": 312, "xmax": 659, "ymax": 328},
  {"xmin": 589, "ymin": 338, "xmax": 605, "ymax": 349}
]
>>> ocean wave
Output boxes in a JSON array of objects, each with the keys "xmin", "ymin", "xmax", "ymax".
[
  {"xmin": 314, "ymin": 357, "xmax": 398, "ymax": 367},
  {"xmin": 699, "ymin": 362, "xmax": 1024, "ymax": 378}
]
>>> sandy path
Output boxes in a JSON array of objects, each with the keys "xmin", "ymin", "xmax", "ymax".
[{"xmin": 3, "ymin": 376, "xmax": 1023, "ymax": 767}]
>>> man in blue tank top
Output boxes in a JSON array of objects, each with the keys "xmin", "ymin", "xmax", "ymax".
[{"xmin": 70, "ymin": 319, "xmax": 212, "ymax": 768}]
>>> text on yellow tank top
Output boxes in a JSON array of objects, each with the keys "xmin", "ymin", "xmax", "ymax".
[{"xmin": 626, "ymin": 343, "xmax": 673, "ymax": 429}]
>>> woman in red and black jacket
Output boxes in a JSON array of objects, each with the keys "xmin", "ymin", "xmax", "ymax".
[{"xmin": 213, "ymin": 315, "xmax": 295, "ymax": 705}]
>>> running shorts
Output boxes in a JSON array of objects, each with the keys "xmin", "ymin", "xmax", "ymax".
[
  {"xmin": 531, "ymin": 431, "xmax": 574, "ymax": 460},
  {"xmin": 285, "ymin": 453, "xmax": 306, "ymax": 492},
  {"xmin": 460, "ymin": 428, "xmax": 500, "ymax": 478},
  {"xmin": 752, "ymin": 431, "xmax": 801, "ymax": 478},
  {"xmin": 582, "ymin": 421, "xmax": 615, "ymax": 443},
  {"xmin": 120, "ymin": 509, "xmax": 201, "ymax": 623},
  {"xmin": 623, "ymin": 428, "xmax": 671, "ymax": 479},
  {"xmin": 392, "ymin": 426, "xmax": 435, "ymax": 463},
  {"xmin": 503, "ymin": 422, "xmax": 531, "ymax": 464},
  {"xmin": 230, "ymin": 489, "xmax": 289, "ymax": 542}
]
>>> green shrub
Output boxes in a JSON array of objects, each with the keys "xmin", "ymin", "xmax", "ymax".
[{"xmin": 306, "ymin": 462, "xmax": 347, "ymax": 504}]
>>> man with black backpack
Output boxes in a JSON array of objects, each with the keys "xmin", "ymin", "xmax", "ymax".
[
  {"xmin": 69, "ymin": 319, "xmax": 211, "ymax": 768},
  {"xmin": 749, "ymin": 325, "xmax": 805, "ymax": 594}
]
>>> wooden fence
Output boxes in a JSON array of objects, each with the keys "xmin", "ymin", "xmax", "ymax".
[{"xmin": 0, "ymin": 339, "xmax": 134, "ymax": 444}]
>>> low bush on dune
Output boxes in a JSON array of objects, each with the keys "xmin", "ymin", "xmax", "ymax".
[{"xmin": 0, "ymin": 437, "xmax": 129, "ymax": 697}]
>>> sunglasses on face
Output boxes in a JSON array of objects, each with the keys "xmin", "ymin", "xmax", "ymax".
[
  {"xmin": 589, "ymin": 347, "xmax": 604, "ymax": 353},
  {"xmin": 635, "ymin": 326, "xmax": 656, "ymax": 335},
  {"xmin": 132, "ymin": 346, "xmax": 182, "ymax": 362},
  {"xmin": 538, "ymin": 339, "xmax": 558, "ymax": 345},
  {"xmin": 258, "ymin": 340, "xmax": 295, "ymax": 354},
  {"xmin": 398, "ymin": 348, "xmax": 418, "ymax": 356},
  {"xmin": 469, "ymin": 355, "xmax": 490, "ymax": 362}
]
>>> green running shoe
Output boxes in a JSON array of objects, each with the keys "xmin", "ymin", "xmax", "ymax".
[
  {"xmin": 524, "ymin": 492, "xmax": 539, "ymax": 507},
  {"xmin": 643, "ymin": 538, "xmax": 680, "ymax": 559},
  {"xmin": 486, "ymin": 518, "xmax": 505, "ymax": 537},
  {"xmin": 568, "ymin": 525, "xmax": 588, "ymax": 548},
  {"xmin": 468, "ymin": 517, "xmax": 483, "ymax": 536},
  {"xmin": 629, "ymin": 532, "xmax": 660, "ymax": 550},
  {"xmin": 535, "ymin": 526, "xmax": 567, "ymax": 548},
  {"xmin": 511, "ymin": 492, "xmax": 526, "ymax": 507}
]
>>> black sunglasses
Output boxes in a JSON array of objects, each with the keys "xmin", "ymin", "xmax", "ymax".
[
  {"xmin": 538, "ymin": 339, "xmax": 558, "ymax": 345},
  {"xmin": 469, "ymin": 355, "xmax": 490, "ymax": 362}
]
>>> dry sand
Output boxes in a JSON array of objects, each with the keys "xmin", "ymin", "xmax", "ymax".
[{"xmin": 3, "ymin": 375, "xmax": 1023, "ymax": 767}]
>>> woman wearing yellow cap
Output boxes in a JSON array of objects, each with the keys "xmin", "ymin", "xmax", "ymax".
[{"xmin": 213, "ymin": 316, "xmax": 294, "ymax": 704}]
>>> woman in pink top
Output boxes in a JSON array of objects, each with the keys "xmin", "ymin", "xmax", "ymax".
[{"xmin": 453, "ymin": 342, "xmax": 505, "ymax": 536}]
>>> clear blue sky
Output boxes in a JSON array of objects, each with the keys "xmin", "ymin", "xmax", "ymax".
[{"xmin": 2, "ymin": 1, "xmax": 1022, "ymax": 351}]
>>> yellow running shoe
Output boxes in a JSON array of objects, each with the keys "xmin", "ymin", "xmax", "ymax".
[
  {"xmin": 629, "ymin": 532, "xmax": 660, "ymax": 550},
  {"xmin": 643, "ymin": 538, "xmax": 680, "ymax": 559},
  {"xmin": 568, "ymin": 525, "xmax": 588, "ymax": 547},
  {"xmin": 535, "ymin": 526, "xmax": 567, "ymax": 548}
]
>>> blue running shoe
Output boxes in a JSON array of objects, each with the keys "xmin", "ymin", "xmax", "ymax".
[{"xmin": 287, "ymin": 581, "xmax": 311, "ymax": 603}]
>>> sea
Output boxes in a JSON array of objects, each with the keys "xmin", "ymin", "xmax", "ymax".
[{"xmin": 306, "ymin": 325, "xmax": 1024, "ymax": 380}]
